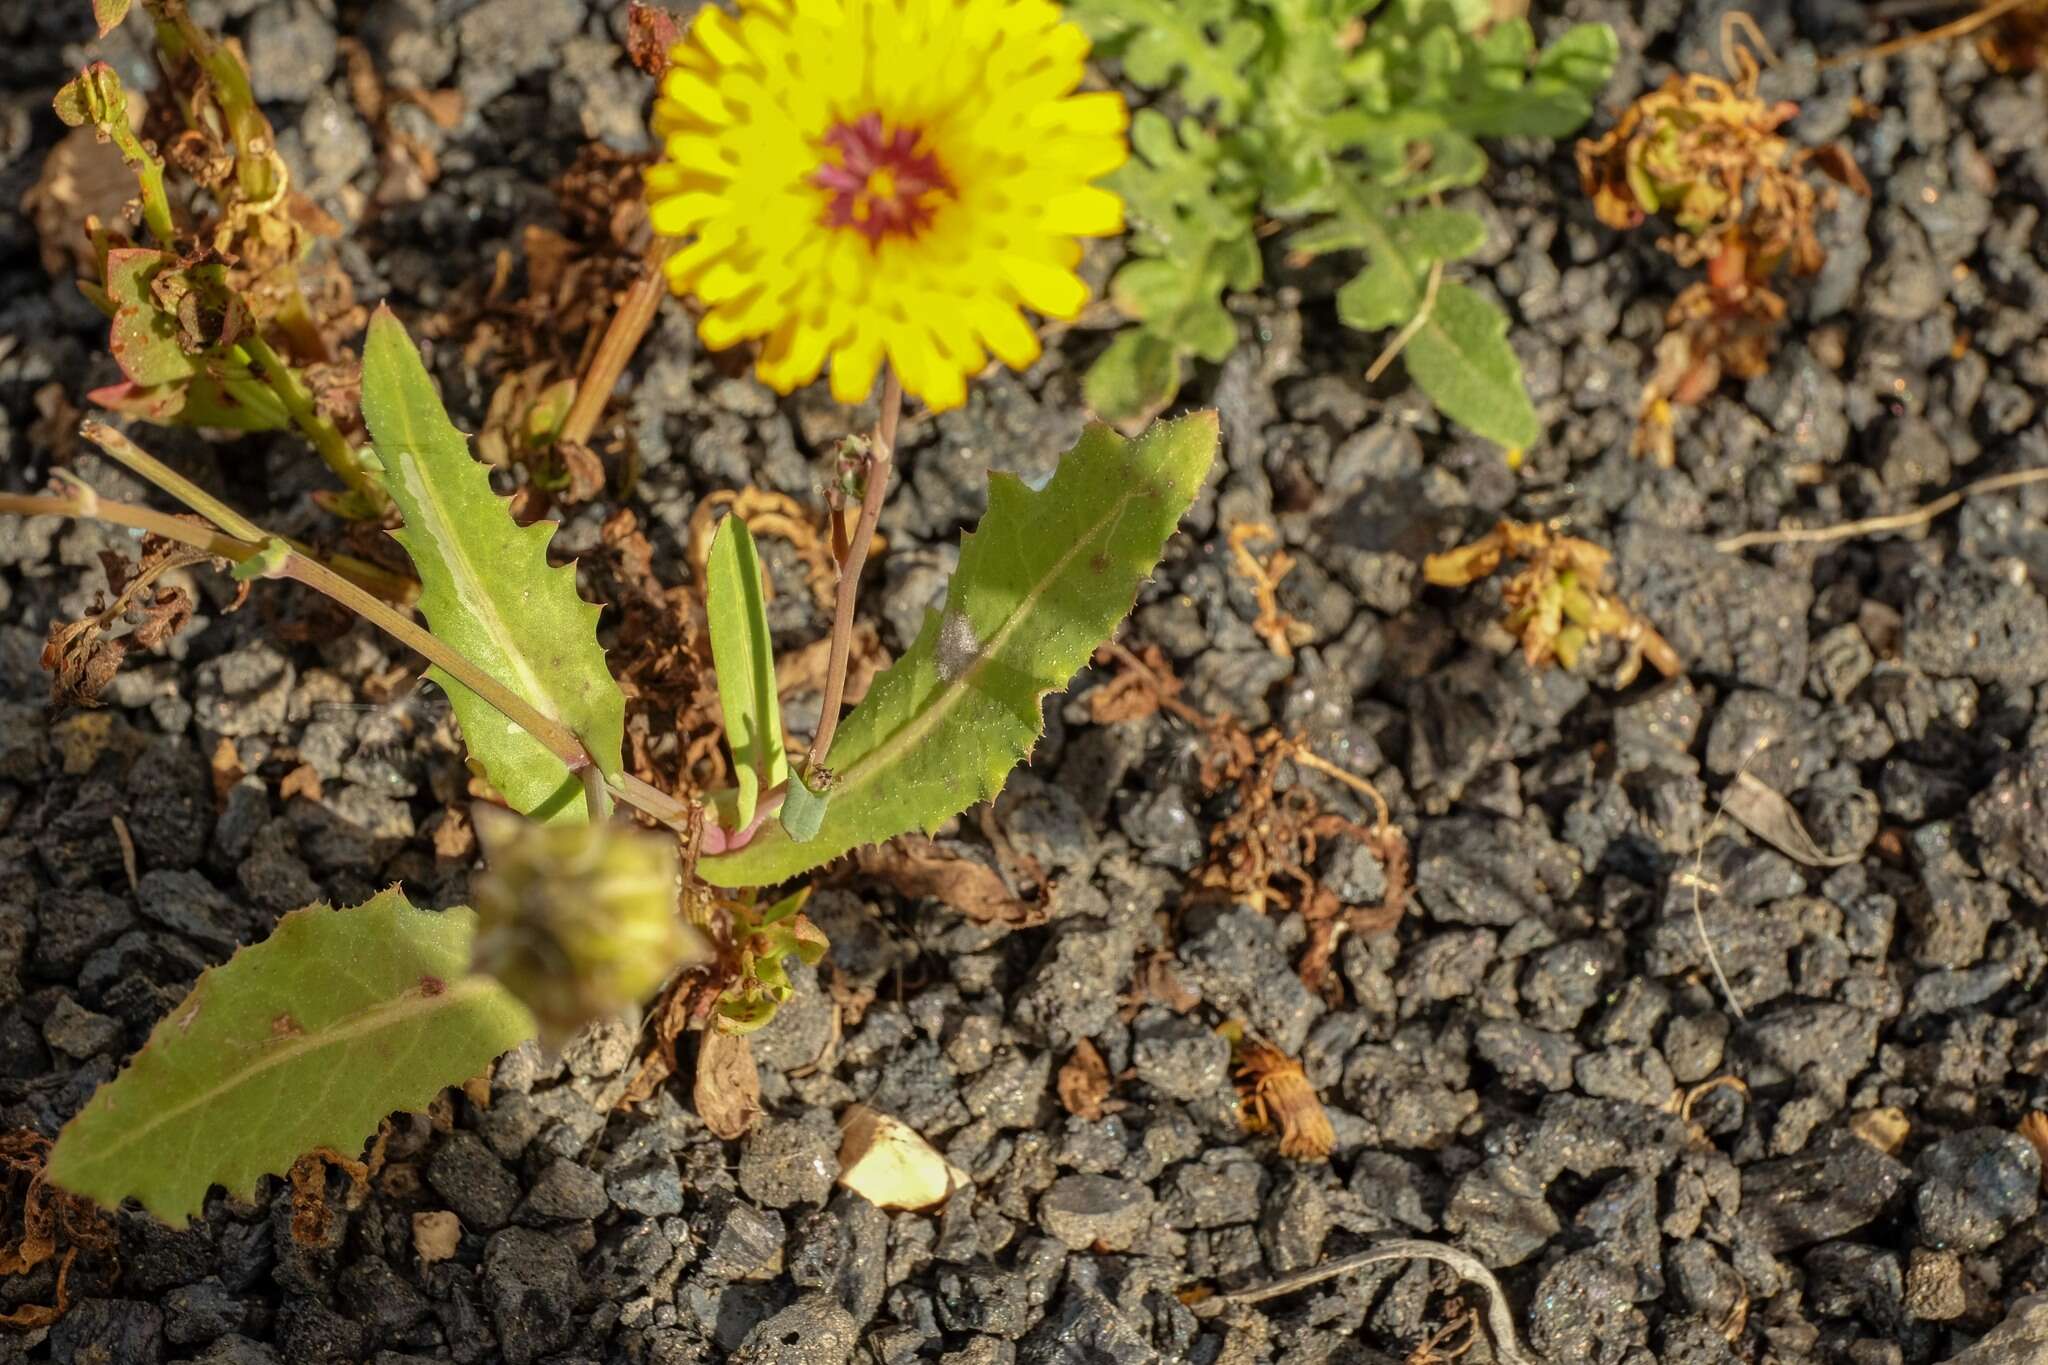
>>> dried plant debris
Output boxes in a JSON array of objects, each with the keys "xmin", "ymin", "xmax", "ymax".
[
  {"xmin": 592, "ymin": 507, "xmax": 727, "ymax": 802},
  {"xmin": 1425, "ymin": 521, "xmax": 1681, "ymax": 684},
  {"xmin": 0, "ymin": 1131, "xmax": 115, "ymax": 1328},
  {"xmin": 1057, "ymin": 1038, "xmax": 1116, "ymax": 1121},
  {"xmin": 851, "ymin": 835, "xmax": 1051, "ymax": 927},
  {"xmin": 1226, "ymin": 522, "xmax": 1312, "ymax": 659},
  {"xmin": 1092, "ymin": 643, "xmax": 1409, "ymax": 997},
  {"xmin": 41, "ymin": 535, "xmax": 209, "ymax": 706},
  {"xmin": 1229, "ymin": 1032, "xmax": 1335, "ymax": 1161},
  {"xmin": 1575, "ymin": 19, "xmax": 1866, "ymax": 463},
  {"xmin": 1981, "ymin": 2, "xmax": 2048, "ymax": 68}
]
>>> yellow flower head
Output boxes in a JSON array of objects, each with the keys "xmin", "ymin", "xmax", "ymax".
[{"xmin": 645, "ymin": 0, "xmax": 1128, "ymax": 411}]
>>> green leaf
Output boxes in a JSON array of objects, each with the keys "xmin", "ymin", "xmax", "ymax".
[
  {"xmin": 1071, "ymin": 0, "xmax": 1263, "ymax": 117},
  {"xmin": 1084, "ymin": 330, "xmax": 1184, "ymax": 429},
  {"xmin": 706, "ymin": 515, "xmax": 786, "ymax": 829},
  {"xmin": 104, "ymin": 249, "xmax": 200, "ymax": 389},
  {"xmin": 1303, "ymin": 177, "xmax": 1536, "ymax": 449},
  {"xmin": 93, "ymin": 0, "xmax": 132, "ymax": 37},
  {"xmin": 48, "ymin": 889, "xmax": 534, "ymax": 1224},
  {"xmin": 1338, "ymin": 265, "xmax": 1536, "ymax": 448},
  {"xmin": 703, "ymin": 413, "xmax": 1220, "ymax": 887},
  {"xmin": 361, "ymin": 306, "xmax": 624, "ymax": 822}
]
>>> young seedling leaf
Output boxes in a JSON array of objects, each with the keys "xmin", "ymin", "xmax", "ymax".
[
  {"xmin": 1313, "ymin": 181, "xmax": 1539, "ymax": 450},
  {"xmin": 362, "ymin": 307, "xmax": 624, "ymax": 821},
  {"xmin": 706, "ymin": 515, "xmax": 786, "ymax": 829},
  {"xmin": 93, "ymin": 0, "xmax": 132, "ymax": 37},
  {"xmin": 702, "ymin": 412, "xmax": 1220, "ymax": 886},
  {"xmin": 1071, "ymin": 0, "xmax": 1261, "ymax": 118},
  {"xmin": 47, "ymin": 889, "xmax": 534, "ymax": 1225}
]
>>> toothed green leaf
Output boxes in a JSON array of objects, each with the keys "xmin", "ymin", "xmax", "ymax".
[
  {"xmin": 707, "ymin": 515, "xmax": 786, "ymax": 830},
  {"xmin": 48, "ymin": 889, "xmax": 534, "ymax": 1225},
  {"xmin": 362, "ymin": 307, "xmax": 623, "ymax": 822},
  {"xmin": 703, "ymin": 413, "xmax": 1219, "ymax": 887}
]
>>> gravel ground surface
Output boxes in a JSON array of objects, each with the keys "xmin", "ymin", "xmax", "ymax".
[{"xmin": 9, "ymin": 0, "xmax": 2048, "ymax": 1362}]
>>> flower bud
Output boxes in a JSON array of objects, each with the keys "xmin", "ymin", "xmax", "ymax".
[{"xmin": 469, "ymin": 806, "xmax": 711, "ymax": 1043}]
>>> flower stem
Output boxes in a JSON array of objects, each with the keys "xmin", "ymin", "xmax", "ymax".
[
  {"xmin": 100, "ymin": 97, "xmax": 177, "ymax": 248},
  {"xmin": 235, "ymin": 333, "xmax": 387, "ymax": 514},
  {"xmin": 80, "ymin": 420, "xmax": 417, "ymax": 602},
  {"xmin": 805, "ymin": 368, "xmax": 901, "ymax": 776}
]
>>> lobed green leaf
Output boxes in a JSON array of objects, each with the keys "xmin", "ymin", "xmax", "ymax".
[
  {"xmin": 48, "ymin": 889, "xmax": 534, "ymax": 1224},
  {"xmin": 361, "ymin": 307, "xmax": 624, "ymax": 821},
  {"xmin": 702, "ymin": 413, "xmax": 1221, "ymax": 886}
]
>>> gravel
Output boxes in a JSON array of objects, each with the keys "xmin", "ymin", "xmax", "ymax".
[{"xmin": 5, "ymin": 0, "xmax": 2048, "ymax": 1361}]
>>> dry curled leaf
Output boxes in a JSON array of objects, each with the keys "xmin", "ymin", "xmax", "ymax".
[
  {"xmin": 1233, "ymin": 1039, "xmax": 1334, "ymax": 1160},
  {"xmin": 694, "ymin": 1026, "xmax": 762, "ymax": 1140},
  {"xmin": 2020, "ymin": 1112, "xmax": 2048, "ymax": 1190},
  {"xmin": 41, "ymin": 537, "xmax": 205, "ymax": 707},
  {"xmin": 1425, "ymin": 521, "xmax": 1681, "ymax": 683},
  {"xmin": 1721, "ymin": 771, "xmax": 1860, "ymax": 868},
  {"xmin": 852, "ymin": 835, "xmax": 1050, "ymax": 927},
  {"xmin": 1575, "ymin": 25, "xmax": 1865, "ymax": 463},
  {"xmin": 687, "ymin": 487, "xmax": 844, "ymax": 612},
  {"xmin": 1057, "ymin": 1039, "xmax": 1114, "ymax": 1121}
]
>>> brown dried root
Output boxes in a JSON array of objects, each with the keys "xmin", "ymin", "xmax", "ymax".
[
  {"xmin": 1226, "ymin": 522, "xmax": 1313, "ymax": 659},
  {"xmin": 1576, "ymin": 13, "xmax": 1866, "ymax": 463},
  {"xmin": 1231, "ymin": 1033, "xmax": 1336, "ymax": 1160},
  {"xmin": 41, "ymin": 534, "xmax": 208, "ymax": 706},
  {"xmin": 1425, "ymin": 521, "xmax": 1682, "ymax": 684},
  {"xmin": 0, "ymin": 1130, "xmax": 116, "ymax": 1328},
  {"xmin": 1094, "ymin": 642, "xmax": 1409, "ymax": 996}
]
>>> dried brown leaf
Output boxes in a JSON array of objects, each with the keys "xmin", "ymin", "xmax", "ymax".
[
  {"xmin": 1057, "ymin": 1039, "xmax": 1113, "ymax": 1121},
  {"xmin": 1233, "ymin": 1041, "xmax": 1334, "ymax": 1160},
  {"xmin": 694, "ymin": 1027, "xmax": 762, "ymax": 1140},
  {"xmin": 852, "ymin": 836, "xmax": 1050, "ymax": 927}
]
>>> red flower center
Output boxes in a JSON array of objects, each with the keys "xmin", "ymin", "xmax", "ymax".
[{"xmin": 812, "ymin": 113, "xmax": 953, "ymax": 245}]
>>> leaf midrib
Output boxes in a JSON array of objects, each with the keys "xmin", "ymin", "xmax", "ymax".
[
  {"xmin": 55, "ymin": 975, "xmax": 507, "ymax": 1178},
  {"xmin": 389, "ymin": 426, "xmax": 558, "ymax": 725},
  {"xmin": 832, "ymin": 473, "xmax": 1153, "ymax": 793}
]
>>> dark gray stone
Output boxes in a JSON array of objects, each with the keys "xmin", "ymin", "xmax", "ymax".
[
  {"xmin": 1038, "ymin": 1175, "xmax": 1154, "ymax": 1251},
  {"xmin": 1741, "ymin": 1129, "xmax": 1908, "ymax": 1252},
  {"xmin": 730, "ymin": 1291, "xmax": 857, "ymax": 1364},
  {"xmin": 483, "ymin": 1226, "xmax": 581, "ymax": 1365},
  {"xmin": 427, "ymin": 1132, "xmax": 521, "ymax": 1231},
  {"xmin": 1914, "ymin": 1128, "xmax": 2041, "ymax": 1253}
]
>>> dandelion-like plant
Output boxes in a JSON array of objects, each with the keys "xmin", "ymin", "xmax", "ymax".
[{"xmin": 644, "ymin": 0, "xmax": 1129, "ymax": 412}]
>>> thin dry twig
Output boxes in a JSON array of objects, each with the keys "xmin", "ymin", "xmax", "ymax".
[
  {"xmin": 1366, "ymin": 259, "xmax": 1444, "ymax": 384},
  {"xmin": 1683, "ymin": 737, "xmax": 1777, "ymax": 1022},
  {"xmin": 1818, "ymin": 0, "xmax": 2034, "ymax": 66},
  {"xmin": 1715, "ymin": 466, "xmax": 2048, "ymax": 552},
  {"xmin": 1192, "ymin": 1238, "xmax": 1544, "ymax": 1365}
]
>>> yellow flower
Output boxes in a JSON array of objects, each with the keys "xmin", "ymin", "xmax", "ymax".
[{"xmin": 644, "ymin": 0, "xmax": 1128, "ymax": 411}]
